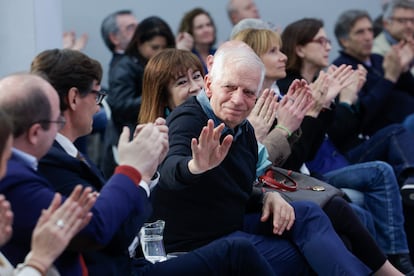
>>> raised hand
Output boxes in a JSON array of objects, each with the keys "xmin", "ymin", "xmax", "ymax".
[
  {"xmin": 325, "ymin": 64, "xmax": 353, "ymax": 104},
  {"xmin": 383, "ymin": 45, "xmax": 404, "ymax": 83},
  {"xmin": 176, "ymin": 32, "xmax": 194, "ymax": 51},
  {"xmin": 27, "ymin": 185, "xmax": 96, "ymax": 273},
  {"xmin": 248, "ymin": 89, "xmax": 278, "ymax": 142},
  {"xmin": 119, "ymin": 123, "xmax": 169, "ymax": 182},
  {"xmin": 188, "ymin": 120, "xmax": 233, "ymax": 174},
  {"xmin": 308, "ymin": 71, "xmax": 329, "ymax": 117},
  {"xmin": 339, "ymin": 69, "xmax": 361, "ymax": 105},
  {"xmin": 276, "ymin": 79, "xmax": 313, "ymax": 135}
]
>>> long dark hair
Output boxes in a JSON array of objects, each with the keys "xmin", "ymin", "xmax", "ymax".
[
  {"xmin": 281, "ymin": 18, "xmax": 324, "ymax": 72},
  {"xmin": 125, "ymin": 16, "xmax": 176, "ymax": 64}
]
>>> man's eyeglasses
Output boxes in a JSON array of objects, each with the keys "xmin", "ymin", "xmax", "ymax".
[
  {"xmin": 390, "ymin": 17, "xmax": 414, "ymax": 25},
  {"xmin": 33, "ymin": 115, "xmax": 66, "ymax": 130},
  {"xmin": 309, "ymin": 37, "xmax": 332, "ymax": 47},
  {"xmin": 90, "ymin": 89, "xmax": 107, "ymax": 105}
]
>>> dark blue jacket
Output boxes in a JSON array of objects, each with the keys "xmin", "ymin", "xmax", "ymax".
[
  {"xmin": 0, "ymin": 151, "xmax": 150, "ymax": 276},
  {"xmin": 38, "ymin": 142, "xmax": 151, "ymax": 275},
  {"xmin": 330, "ymin": 51, "xmax": 414, "ymax": 151}
]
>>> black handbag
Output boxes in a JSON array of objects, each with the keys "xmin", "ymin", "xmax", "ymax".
[{"xmin": 256, "ymin": 166, "xmax": 344, "ymax": 207}]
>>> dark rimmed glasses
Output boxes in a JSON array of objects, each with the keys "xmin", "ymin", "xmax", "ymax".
[
  {"xmin": 390, "ymin": 17, "xmax": 414, "ymax": 25},
  {"xmin": 90, "ymin": 89, "xmax": 107, "ymax": 105},
  {"xmin": 310, "ymin": 37, "xmax": 332, "ymax": 47}
]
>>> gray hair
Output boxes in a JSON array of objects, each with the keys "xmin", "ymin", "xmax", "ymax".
[
  {"xmin": 209, "ymin": 41, "xmax": 265, "ymax": 95},
  {"xmin": 230, "ymin": 18, "xmax": 270, "ymax": 39},
  {"xmin": 101, "ymin": 10, "xmax": 134, "ymax": 52},
  {"xmin": 334, "ymin": 9, "xmax": 371, "ymax": 48},
  {"xmin": 383, "ymin": 0, "xmax": 414, "ymax": 20}
]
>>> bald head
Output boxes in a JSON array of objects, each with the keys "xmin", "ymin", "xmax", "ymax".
[
  {"xmin": 0, "ymin": 73, "xmax": 61, "ymax": 158},
  {"xmin": 227, "ymin": 0, "xmax": 260, "ymax": 25}
]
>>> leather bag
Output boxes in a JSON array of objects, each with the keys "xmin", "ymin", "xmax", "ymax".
[{"xmin": 256, "ymin": 166, "xmax": 344, "ymax": 207}]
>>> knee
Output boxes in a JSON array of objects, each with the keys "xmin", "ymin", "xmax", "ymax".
[{"xmin": 291, "ymin": 201, "xmax": 326, "ymax": 220}]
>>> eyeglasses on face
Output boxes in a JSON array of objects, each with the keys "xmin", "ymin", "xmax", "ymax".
[
  {"xmin": 90, "ymin": 89, "xmax": 108, "ymax": 105},
  {"xmin": 309, "ymin": 37, "xmax": 332, "ymax": 47},
  {"xmin": 390, "ymin": 17, "xmax": 414, "ymax": 25},
  {"xmin": 33, "ymin": 115, "xmax": 66, "ymax": 130}
]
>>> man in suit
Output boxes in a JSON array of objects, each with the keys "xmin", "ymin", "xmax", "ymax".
[{"xmin": 0, "ymin": 72, "xmax": 167, "ymax": 275}]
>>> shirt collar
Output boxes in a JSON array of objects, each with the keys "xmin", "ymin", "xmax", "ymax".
[
  {"xmin": 196, "ymin": 89, "xmax": 248, "ymax": 140},
  {"xmin": 12, "ymin": 148, "xmax": 38, "ymax": 171},
  {"xmin": 55, "ymin": 133, "xmax": 78, "ymax": 158}
]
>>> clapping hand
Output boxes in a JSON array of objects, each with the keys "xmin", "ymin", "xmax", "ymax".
[
  {"xmin": 248, "ymin": 89, "xmax": 278, "ymax": 142},
  {"xmin": 27, "ymin": 185, "xmax": 96, "ymax": 273},
  {"xmin": 276, "ymin": 79, "xmax": 313, "ymax": 135},
  {"xmin": 0, "ymin": 195, "xmax": 13, "ymax": 246}
]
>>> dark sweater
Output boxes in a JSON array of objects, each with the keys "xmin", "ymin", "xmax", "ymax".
[{"xmin": 151, "ymin": 96, "xmax": 261, "ymax": 252}]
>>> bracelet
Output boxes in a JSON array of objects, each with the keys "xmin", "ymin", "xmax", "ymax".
[{"xmin": 275, "ymin": 124, "xmax": 292, "ymax": 137}]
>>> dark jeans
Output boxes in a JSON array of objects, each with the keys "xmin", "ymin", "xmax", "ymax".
[
  {"xmin": 239, "ymin": 201, "xmax": 370, "ymax": 275},
  {"xmin": 346, "ymin": 124, "xmax": 414, "ymax": 186},
  {"xmin": 134, "ymin": 237, "xmax": 275, "ymax": 276}
]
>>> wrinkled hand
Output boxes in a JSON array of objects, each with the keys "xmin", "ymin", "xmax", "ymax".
[
  {"xmin": 276, "ymin": 79, "xmax": 313, "ymax": 134},
  {"xmin": 28, "ymin": 185, "xmax": 96, "ymax": 271},
  {"xmin": 119, "ymin": 122, "xmax": 169, "ymax": 182},
  {"xmin": 0, "ymin": 194, "xmax": 13, "ymax": 246},
  {"xmin": 176, "ymin": 32, "xmax": 194, "ymax": 51},
  {"xmin": 261, "ymin": 192, "xmax": 295, "ymax": 235},
  {"xmin": 188, "ymin": 120, "xmax": 233, "ymax": 174},
  {"xmin": 248, "ymin": 89, "xmax": 278, "ymax": 142}
]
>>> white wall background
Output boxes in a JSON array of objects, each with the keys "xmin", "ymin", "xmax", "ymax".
[{"xmin": 1, "ymin": 1, "xmax": 382, "ymax": 84}]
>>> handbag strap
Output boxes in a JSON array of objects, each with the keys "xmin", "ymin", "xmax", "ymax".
[{"xmin": 258, "ymin": 168, "xmax": 298, "ymax": 192}]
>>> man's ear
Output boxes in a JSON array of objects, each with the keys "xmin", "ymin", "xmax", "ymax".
[
  {"xmin": 67, "ymin": 87, "xmax": 78, "ymax": 111},
  {"xmin": 205, "ymin": 74, "xmax": 213, "ymax": 98},
  {"xmin": 109, "ymin": 32, "xmax": 119, "ymax": 47},
  {"xmin": 339, "ymin": 37, "xmax": 348, "ymax": 49},
  {"xmin": 26, "ymin": 123, "xmax": 42, "ymax": 146},
  {"xmin": 206, "ymin": 54, "xmax": 214, "ymax": 72}
]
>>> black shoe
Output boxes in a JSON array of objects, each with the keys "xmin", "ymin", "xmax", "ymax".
[
  {"xmin": 388, "ymin": 253, "xmax": 414, "ymax": 274},
  {"xmin": 401, "ymin": 184, "xmax": 414, "ymax": 206}
]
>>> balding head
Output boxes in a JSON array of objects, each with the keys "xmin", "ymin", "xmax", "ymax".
[{"xmin": 0, "ymin": 73, "xmax": 61, "ymax": 158}]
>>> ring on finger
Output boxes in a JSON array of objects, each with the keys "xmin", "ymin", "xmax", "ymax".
[{"xmin": 56, "ymin": 219, "xmax": 65, "ymax": 229}]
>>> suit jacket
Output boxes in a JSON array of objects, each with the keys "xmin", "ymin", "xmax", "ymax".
[
  {"xmin": 38, "ymin": 141, "xmax": 151, "ymax": 275},
  {"xmin": 0, "ymin": 151, "xmax": 150, "ymax": 276}
]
